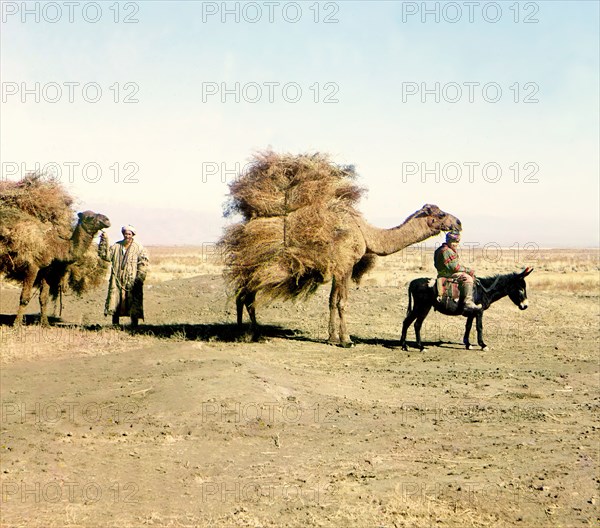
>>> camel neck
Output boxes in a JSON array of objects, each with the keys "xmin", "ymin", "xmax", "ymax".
[
  {"xmin": 357, "ymin": 217, "xmax": 437, "ymax": 256},
  {"xmin": 69, "ymin": 223, "xmax": 92, "ymax": 260}
]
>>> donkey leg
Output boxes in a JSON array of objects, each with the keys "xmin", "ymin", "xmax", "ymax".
[
  {"xmin": 400, "ymin": 312, "xmax": 418, "ymax": 351},
  {"xmin": 414, "ymin": 304, "xmax": 432, "ymax": 351},
  {"xmin": 14, "ymin": 268, "xmax": 38, "ymax": 326},
  {"xmin": 463, "ymin": 315, "xmax": 474, "ymax": 350},
  {"xmin": 476, "ymin": 312, "xmax": 488, "ymax": 350},
  {"xmin": 414, "ymin": 318, "xmax": 425, "ymax": 351}
]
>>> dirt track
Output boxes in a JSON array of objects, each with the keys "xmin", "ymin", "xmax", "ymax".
[{"xmin": 1, "ymin": 268, "xmax": 598, "ymax": 527}]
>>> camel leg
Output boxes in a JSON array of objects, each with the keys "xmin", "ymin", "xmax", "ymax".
[
  {"xmin": 236, "ymin": 290, "xmax": 256, "ymax": 325},
  {"xmin": 244, "ymin": 291, "xmax": 257, "ymax": 326},
  {"xmin": 245, "ymin": 292, "xmax": 259, "ymax": 341},
  {"xmin": 327, "ymin": 278, "xmax": 340, "ymax": 345},
  {"xmin": 236, "ymin": 293, "xmax": 245, "ymax": 328},
  {"xmin": 237, "ymin": 290, "xmax": 259, "ymax": 340},
  {"xmin": 14, "ymin": 267, "xmax": 38, "ymax": 326},
  {"xmin": 337, "ymin": 274, "xmax": 353, "ymax": 347},
  {"xmin": 39, "ymin": 278, "xmax": 50, "ymax": 327}
]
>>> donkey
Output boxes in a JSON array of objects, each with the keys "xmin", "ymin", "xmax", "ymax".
[{"xmin": 400, "ymin": 267, "xmax": 533, "ymax": 351}]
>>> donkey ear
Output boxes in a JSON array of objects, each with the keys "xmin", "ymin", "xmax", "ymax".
[{"xmin": 521, "ymin": 267, "xmax": 534, "ymax": 277}]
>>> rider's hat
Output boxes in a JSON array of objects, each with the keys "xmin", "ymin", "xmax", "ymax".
[{"xmin": 446, "ymin": 230, "xmax": 461, "ymax": 243}]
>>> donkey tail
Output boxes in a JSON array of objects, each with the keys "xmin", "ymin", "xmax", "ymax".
[{"xmin": 406, "ymin": 282, "xmax": 413, "ymax": 315}]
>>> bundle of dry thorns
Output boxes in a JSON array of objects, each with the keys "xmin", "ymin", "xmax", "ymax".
[
  {"xmin": 0, "ymin": 173, "xmax": 74, "ymax": 233},
  {"xmin": 225, "ymin": 151, "xmax": 362, "ymax": 219},
  {"xmin": 0, "ymin": 173, "xmax": 106, "ymax": 296},
  {"xmin": 220, "ymin": 151, "xmax": 365, "ymax": 302}
]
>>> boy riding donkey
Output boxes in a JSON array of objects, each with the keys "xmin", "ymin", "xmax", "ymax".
[{"xmin": 434, "ymin": 230, "xmax": 482, "ymax": 313}]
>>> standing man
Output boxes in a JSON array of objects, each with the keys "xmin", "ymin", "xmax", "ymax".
[
  {"xmin": 99, "ymin": 225, "xmax": 149, "ymax": 327},
  {"xmin": 434, "ymin": 230, "xmax": 482, "ymax": 312}
]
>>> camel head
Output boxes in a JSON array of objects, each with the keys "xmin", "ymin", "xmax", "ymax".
[
  {"xmin": 414, "ymin": 204, "xmax": 462, "ymax": 234},
  {"xmin": 77, "ymin": 210, "xmax": 111, "ymax": 235}
]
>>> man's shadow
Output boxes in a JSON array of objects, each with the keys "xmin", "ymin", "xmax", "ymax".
[{"xmin": 0, "ymin": 315, "xmax": 466, "ymax": 351}]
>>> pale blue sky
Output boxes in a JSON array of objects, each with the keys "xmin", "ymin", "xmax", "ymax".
[{"xmin": 1, "ymin": 1, "xmax": 598, "ymax": 247}]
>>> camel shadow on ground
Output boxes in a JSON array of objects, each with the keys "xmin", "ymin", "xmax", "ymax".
[
  {"xmin": 125, "ymin": 323, "xmax": 309, "ymax": 344},
  {"xmin": 0, "ymin": 314, "xmax": 63, "ymax": 326},
  {"xmin": 0, "ymin": 314, "xmax": 312, "ymax": 344},
  {"xmin": 0, "ymin": 314, "xmax": 466, "ymax": 350}
]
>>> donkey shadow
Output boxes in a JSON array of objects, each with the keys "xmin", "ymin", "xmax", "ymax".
[
  {"xmin": 353, "ymin": 336, "xmax": 468, "ymax": 351},
  {"xmin": 1, "ymin": 314, "xmax": 467, "ymax": 350}
]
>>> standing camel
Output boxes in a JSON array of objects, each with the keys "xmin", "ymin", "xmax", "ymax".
[
  {"xmin": 2, "ymin": 210, "xmax": 110, "ymax": 326},
  {"xmin": 238, "ymin": 204, "xmax": 461, "ymax": 346}
]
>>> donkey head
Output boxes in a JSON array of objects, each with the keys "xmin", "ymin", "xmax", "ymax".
[{"xmin": 507, "ymin": 267, "xmax": 533, "ymax": 310}]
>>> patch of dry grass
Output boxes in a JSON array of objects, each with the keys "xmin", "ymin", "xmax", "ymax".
[
  {"xmin": 146, "ymin": 246, "xmax": 222, "ymax": 281},
  {"xmin": 368, "ymin": 247, "xmax": 599, "ymax": 293},
  {"xmin": 144, "ymin": 246, "xmax": 599, "ymax": 294},
  {"xmin": 0, "ymin": 324, "xmax": 154, "ymax": 364}
]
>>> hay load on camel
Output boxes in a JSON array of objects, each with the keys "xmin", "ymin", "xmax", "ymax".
[
  {"xmin": 219, "ymin": 150, "xmax": 463, "ymax": 346},
  {"xmin": 0, "ymin": 173, "xmax": 111, "ymax": 325},
  {"xmin": 222, "ymin": 151, "xmax": 365, "ymax": 302}
]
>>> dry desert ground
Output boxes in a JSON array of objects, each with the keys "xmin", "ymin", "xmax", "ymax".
[{"xmin": 1, "ymin": 246, "xmax": 598, "ymax": 527}]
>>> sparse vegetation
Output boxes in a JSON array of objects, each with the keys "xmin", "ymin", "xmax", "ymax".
[
  {"xmin": 1, "ymin": 246, "xmax": 597, "ymax": 527},
  {"xmin": 147, "ymin": 246, "xmax": 599, "ymax": 294}
]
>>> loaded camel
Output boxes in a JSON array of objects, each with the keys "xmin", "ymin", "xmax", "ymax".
[
  {"xmin": 221, "ymin": 152, "xmax": 462, "ymax": 346},
  {"xmin": 236, "ymin": 204, "xmax": 462, "ymax": 346},
  {"xmin": 1, "ymin": 210, "xmax": 110, "ymax": 326}
]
